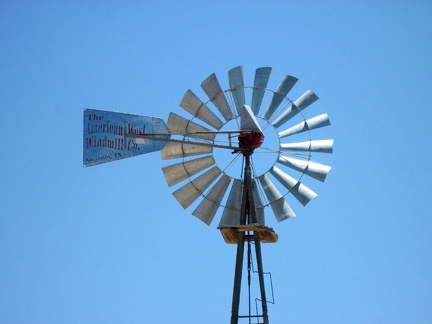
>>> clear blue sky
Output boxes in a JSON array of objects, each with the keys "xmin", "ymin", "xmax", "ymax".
[{"xmin": 1, "ymin": 1, "xmax": 432, "ymax": 323}]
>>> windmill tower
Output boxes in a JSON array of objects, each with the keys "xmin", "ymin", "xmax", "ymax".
[{"xmin": 83, "ymin": 66, "xmax": 333, "ymax": 324}]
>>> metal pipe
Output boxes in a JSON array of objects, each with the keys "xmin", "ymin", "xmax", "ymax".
[
  {"xmin": 253, "ymin": 238, "xmax": 269, "ymax": 324},
  {"xmin": 247, "ymin": 165, "xmax": 269, "ymax": 324}
]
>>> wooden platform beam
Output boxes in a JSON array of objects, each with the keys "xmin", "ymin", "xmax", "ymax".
[{"xmin": 218, "ymin": 224, "xmax": 278, "ymax": 244}]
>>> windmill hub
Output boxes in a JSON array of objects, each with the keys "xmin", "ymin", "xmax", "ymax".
[
  {"xmin": 212, "ymin": 116, "xmax": 280, "ymax": 180},
  {"xmin": 237, "ymin": 130, "xmax": 264, "ymax": 154}
]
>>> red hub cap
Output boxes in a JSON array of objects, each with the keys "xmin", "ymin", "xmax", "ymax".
[{"xmin": 238, "ymin": 131, "xmax": 264, "ymax": 153}]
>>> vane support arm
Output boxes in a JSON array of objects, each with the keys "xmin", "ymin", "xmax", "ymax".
[{"xmin": 125, "ymin": 133, "xmax": 248, "ymax": 152}]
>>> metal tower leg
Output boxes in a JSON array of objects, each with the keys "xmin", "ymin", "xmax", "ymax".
[
  {"xmin": 230, "ymin": 232, "xmax": 246, "ymax": 324},
  {"xmin": 231, "ymin": 163, "xmax": 250, "ymax": 324}
]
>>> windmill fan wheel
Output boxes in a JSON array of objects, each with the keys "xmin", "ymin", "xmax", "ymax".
[{"xmin": 161, "ymin": 65, "xmax": 333, "ymax": 227}]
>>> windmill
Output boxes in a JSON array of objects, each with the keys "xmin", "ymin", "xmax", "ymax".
[{"xmin": 83, "ymin": 65, "xmax": 333, "ymax": 324}]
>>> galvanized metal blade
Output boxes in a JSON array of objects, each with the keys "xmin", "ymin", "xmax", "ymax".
[
  {"xmin": 167, "ymin": 112, "xmax": 215, "ymax": 141},
  {"xmin": 239, "ymin": 105, "xmax": 262, "ymax": 132},
  {"xmin": 258, "ymin": 174, "xmax": 296, "ymax": 222},
  {"xmin": 280, "ymin": 140, "xmax": 334, "ymax": 154},
  {"xmin": 162, "ymin": 155, "xmax": 215, "ymax": 187},
  {"xmin": 172, "ymin": 166, "xmax": 222, "ymax": 209},
  {"xmin": 269, "ymin": 166, "xmax": 317, "ymax": 206},
  {"xmin": 262, "ymin": 75, "xmax": 298, "ymax": 120},
  {"xmin": 192, "ymin": 174, "xmax": 231, "ymax": 225},
  {"xmin": 251, "ymin": 67, "xmax": 272, "ymax": 115},
  {"xmin": 161, "ymin": 141, "xmax": 213, "ymax": 160},
  {"xmin": 201, "ymin": 73, "xmax": 234, "ymax": 122},
  {"xmin": 228, "ymin": 65, "xmax": 245, "ymax": 115},
  {"xmin": 253, "ymin": 179, "xmax": 265, "ymax": 225},
  {"xmin": 272, "ymin": 90, "xmax": 319, "ymax": 129},
  {"xmin": 219, "ymin": 179, "xmax": 243, "ymax": 226},
  {"xmin": 180, "ymin": 90, "xmax": 224, "ymax": 130},
  {"xmin": 277, "ymin": 156, "xmax": 331, "ymax": 182},
  {"xmin": 278, "ymin": 113, "xmax": 330, "ymax": 138}
]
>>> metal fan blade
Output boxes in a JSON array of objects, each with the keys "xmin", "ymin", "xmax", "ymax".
[
  {"xmin": 201, "ymin": 73, "xmax": 234, "ymax": 122},
  {"xmin": 277, "ymin": 156, "xmax": 331, "ymax": 182},
  {"xmin": 167, "ymin": 112, "xmax": 215, "ymax": 141},
  {"xmin": 192, "ymin": 174, "xmax": 231, "ymax": 225},
  {"xmin": 172, "ymin": 166, "xmax": 221, "ymax": 209},
  {"xmin": 239, "ymin": 105, "xmax": 262, "ymax": 132},
  {"xmin": 272, "ymin": 90, "xmax": 319, "ymax": 128},
  {"xmin": 253, "ymin": 179, "xmax": 265, "ymax": 225},
  {"xmin": 258, "ymin": 174, "xmax": 296, "ymax": 222},
  {"xmin": 269, "ymin": 166, "xmax": 317, "ymax": 206},
  {"xmin": 278, "ymin": 113, "xmax": 330, "ymax": 138},
  {"xmin": 228, "ymin": 65, "xmax": 245, "ymax": 115},
  {"xmin": 162, "ymin": 155, "xmax": 215, "ymax": 187},
  {"xmin": 180, "ymin": 90, "xmax": 224, "ymax": 130},
  {"xmin": 219, "ymin": 179, "xmax": 243, "ymax": 226},
  {"xmin": 162, "ymin": 141, "xmax": 213, "ymax": 160},
  {"xmin": 251, "ymin": 67, "xmax": 272, "ymax": 115},
  {"xmin": 262, "ymin": 75, "xmax": 298, "ymax": 120},
  {"xmin": 280, "ymin": 140, "xmax": 334, "ymax": 154}
]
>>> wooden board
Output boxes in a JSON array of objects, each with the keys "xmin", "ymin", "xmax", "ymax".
[{"xmin": 217, "ymin": 223, "xmax": 278, "ymax": 244}]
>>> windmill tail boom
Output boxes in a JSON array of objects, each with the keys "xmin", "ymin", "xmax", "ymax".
[{"xmin": 83, "ymin": 109, "xmax": 171, "ymax": 167}]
